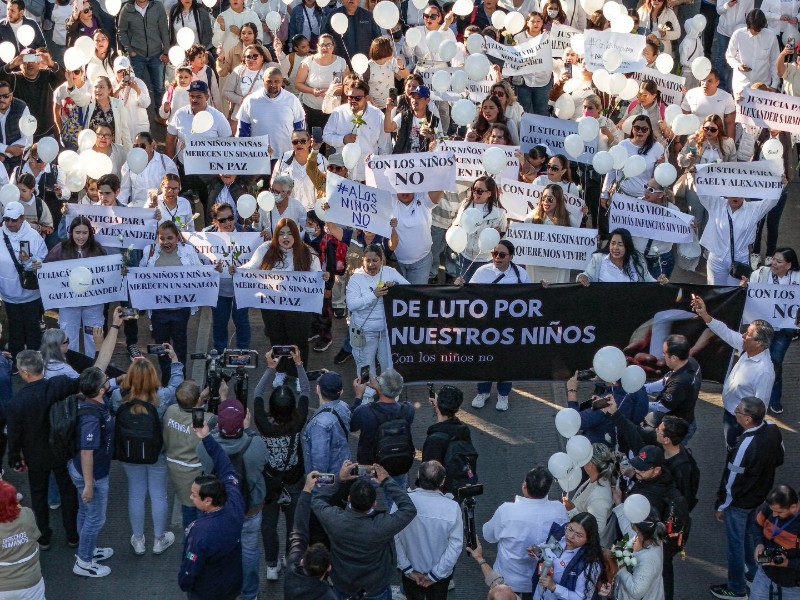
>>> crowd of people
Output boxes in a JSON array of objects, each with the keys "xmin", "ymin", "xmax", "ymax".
[{"xmin": 0, "ymin": 0, "xmax": 794, "ymax": 597}]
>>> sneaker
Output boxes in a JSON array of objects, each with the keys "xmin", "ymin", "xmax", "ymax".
[
  {"xmin": 67, "ymin": 538, "xmax": 79, "ymax": 548},
  {"xmin": 390, "ymin": 585, "xmax": 407, "ymax": 600},
  {"xmin": 308, "ymin": 333, "xmax": 320, "ymax": 342},
  {"xmin": 448, "ymin": 579, "xmax": 456, "ymax": 590},
  {"xmin": 49, "ymin": 502, "xmax": 61, "ymax": 510},
  {"xmin": 266, "ymin": 563, "xmax": 281, "ymax": 580},
  {"xmin": 333, "ymin": 349, "xmax": 352, "ymax": 364},
  {"xmin": 313, "ymin": 338, "xmax": 332, "ymax": 352},
  {"xmin": 130, "ymin": 535, "xmax": 145, "ymax": 555},
  {"xmin": 709, "ymin": 583, "xmax": 748, "ymax": 599},
  {"xmin": 127, "ymin": 344, "xmax": 142, "ymax": 359},
  {"xmin": 73, "ymin": 558, "xmax": 111, "ymax": 578},
  {"xmin": 770, "ymin": 402, "xmax": 784, "ymax": 414},
  {"xmin": 92, "ymin": 547, "xmax": 114, "ymax": 562},
  {"xmin": 333, "ymin": 308, "xmax": 346, "ymax": 319},
  {"xmin": 495, "ymin": 395, "xmax": 509, "ymax": 411},
  {"xmin": 153, "ymin": 531, "xmax": 175, "ymax": 555},
  {"xmin": 472, "ymin": 393, "xmax": 490, "ymax": 408}
]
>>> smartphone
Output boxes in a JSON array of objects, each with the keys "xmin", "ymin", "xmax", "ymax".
[
  {"xmin": 312, "ymin": 126, "xmax": 323, "ymax": 144},
  {"xmin": 389, "ymin": 87, "xmax": 398, "ymax": 103},
  {"xmin": 592, "ymin": 395, "xmax": 613, "ymax": 410},
  {"xmin": 191, "ymin": 407, "xmax": 205, "ymax": 428},
  {"xmin": 564, "ymin": 62, "xmax": 572, "ymax": 77},
  {"xmin": 351, "ymin": 464, "xmax": 375, "ymax": 478},
  {"xmin": 359, "ymin": 365, "xmax": 370, "ymax": 384},
  {"xmin": 428, "ymin": 382, "xmax": 436, "ymax": 400},
  {"xmin": 122, "ymin": 70, "xmax": 131, "ymax": 84},
  {"xmin": 317, "ymin": 473, "xmax": 335, "ymax": 485},
  {"xmin": 332, "ymin": 71, "xmax": 342, "ymax": 84},
  {"xmin": 306, "ymin": 369, "xmax": 322, "ymax": 381},
  {"xmin": 83, "ymin": 325, "xmax": 95, "ymax": 335},
  {"xmin": 19, "ymin": 240, "xmax": 30, "ymax": 255},
  {"xmin": 226, "ymin": 353, "xmax": 252, "ymax": 367},
  {"xmin": 272, "ymin": 345, "xmax": 293, "ymax": 357},
  {"xmin": 121, "ymin": 307, "xmax": 139, "ymax": 320},
  {"xmin": 147, "ymin": 343, "xmax": 166, "ymax": 356},
  {"xmin": 22, "ymin": 54, "xmax": 40, "ymax": 63}
]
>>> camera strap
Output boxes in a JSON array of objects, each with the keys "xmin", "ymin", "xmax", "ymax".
[{"xmin": 771, "ymin": 512, "xmax": 800, "ymax": 540}]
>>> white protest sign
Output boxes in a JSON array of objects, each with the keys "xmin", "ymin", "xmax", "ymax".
[
  {"xmin": 66, "ymin": 204, "xmax": 158, "ymax": 249},
  {"xmin": 736, "ymin": 87, "xmax": 800, "ymax": 135},
  {"xmin": 694, "ymin": 161, "xmax": 784, "ymax": 200},
  {"xmin": 609, "ymin": 194, "xmax": 695, "ymax": 244},
  {"xmin": 629, "ymin": 70, "xmax": 686, "ymax": 106},
  {"xmin": 584, "ymin": 30, "xmax": 646, "ymax": 73},
  {"xmin": 126, "ymin": 266, "xmax": 220, "ymax": 309},
  {"xmin": 418, "ymin": 67, "xmax": 494, "ymax": 103},
  {"xmin": 37, "ymin": 255, "xmax": 125, "ymax": 310},
  {"xmin": 365, "ymin": 151, "xmax": 457, "ymax": 193},
  {"xmin": 743, "ymin": 283, "xmax": 800, "ymax": 327},
  {"xmin": 498, "ymin": 177, "xmax": 585, "ymax": 222},
  {"xmin": 324, "ymin": 173, "xmax": 393, "ymax": 237},
  {"xmin": 183, "ymin": 135, "xmax": 271, "ymax": 175},
  {"xmin": 486, "ymin": 36, "xmax": 553, "ymax": 76},
  {"xmin": 181, "ymin": 232, "xmax": 263, "ymax": 277},
  {"xmin": 438, "ymin": 141, "xmax": 520, "ymax": 183},
  {"xmin": 505, "ymin": 223, "xmax": 598, "ymax": 269},
  {"xmin": 519, "ymin": 113, "xmax": 597, "ymax": 163},
  {"xmin": 550, "ymin": 23, "xmax": 580, "ymax": 58},
  {"xmin": 233, "ymin": 270, "xmax": 324, "ymax": 313}
]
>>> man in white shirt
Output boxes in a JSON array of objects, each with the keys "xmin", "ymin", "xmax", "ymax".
[
  {"xmin": 236, "ymin": 67, "xmax": 306, "ymax": 165},
  {"xmin": 119, "ymin": 132, "xmax": 179, "ymax": 206},
  {"xmin": 690, "ymin": 294, "xmax": 775, "ymax": 450},
  {"xmin": 725, "ymin": 9, "xmax": 780, "ymax": 96},
  {"xmin": 323, "ymin": 79, "xmax": 384, "ymax": 182},
  {"xmin": 482, "ymin": 466, "xmax": 568, "ymax": 597},
  {"xmin": 713, "ymin": 0, "xmax": 755, "ymax": 92},
  {"xmin": 681, "ymin": 69, "xmax": 736, "ymax": 135}
]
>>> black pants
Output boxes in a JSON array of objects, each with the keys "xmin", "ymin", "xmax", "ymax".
[
  {"xmin": 700, "ymin": 1, "xmax": 719, "ymax": 59},
  {"xmin": 310, "ymin": 294, "xmax": 333, "ymax": 343},
  {"xmin": 754, "ymin": 189, "xmax": 787, "ymax": 258},
  {"xmin": 261, "ymin": 485, "xmax": 301, "ymax": 565},
  {"xmin": 28, "ymin": 464, "xmax": 79, "ymax": 545},
  {"xmin": 151, "ymin": 308, "xmax": 190, "ymax": 387},
  {"xmin": 401, "ymin": 573, "xmax": 452, "ymax": 599},
  {"xmin": 6, "ymin": 298, "xmax": 43, "ymax": 357},
  {"xmin": 663, "ymin": 544, "xmax": 678, "ymax": 600},
  {"xmin": 260, "ymin": 310, "xmax": 312, "ymax": 378}
]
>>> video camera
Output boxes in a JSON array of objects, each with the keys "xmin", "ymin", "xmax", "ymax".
[
  {"xmin": 189, "ymin": 349, "xmax": 258, "ymax": 413},
  {"xmin": 457, "ymin": 484, "xmax": 484, "ymax": 550}
]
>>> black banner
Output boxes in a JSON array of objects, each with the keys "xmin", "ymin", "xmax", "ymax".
[{"xmin": 384, "ymin": 283, "xmax": 746, "ymax": 383}]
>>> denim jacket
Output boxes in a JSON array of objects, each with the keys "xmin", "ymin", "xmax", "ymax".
[
  {"xmin": 301, "ymin": 399, "xmax": 351, "ymax": 474},
  {"xmin": 287, "ymin": 3, "xmax": 325, "ymax": 48}
]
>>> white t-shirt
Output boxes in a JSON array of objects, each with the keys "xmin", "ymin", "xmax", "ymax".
[
  {"xmin": 300, "ymin": 55, "xmax": 346, "ymax": 111},
  {"xmin": 166, "ymin": 105, "xmax": 232, "ymax": 163},
  {"xmin": 470, "ymin": 262, "xmax": 531, "ymax": 283},
  {"xmin": 391, "ymin": 193, "xmax": 435, "ymax": 264},
  {"xmin": 681, "ymin": 87, "xmax": 736, "ymax": 121},
  {"xmin": 236, "ymin": 88, "xmax": 306, "ymax": 158},
  {"xmin": 51, "ymin": 2, "xmax": 72, "ymax": 46}
]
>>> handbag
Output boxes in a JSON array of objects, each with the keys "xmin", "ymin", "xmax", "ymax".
[
  {"xmin": 3, "ymin": 233, "xmax": 39, "ymax": 290},
  {"xmin": 727, "ymin": 212, "xmax": 753, "ymax": 280}
]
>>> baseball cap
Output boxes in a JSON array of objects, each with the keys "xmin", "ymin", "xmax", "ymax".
[
  {"xmin": 317, "ymin": 371, "xmax": 343, "ymax": 398},
  {"xmin": 189, "ymin": 80, "xmax": 209, "ymax": 94},
  {"xmin": 217, "ymin": 399, "xmax": 245, "ymax": 438},
  {"xmin": 629, "ymin": 445, "xmax": 665, "ymax": 471},
  {"xmin": 410, "ymin": 85, "xmax": 430, "ymax": 99},
  {"xmin": 328, "ymin": 153, "xmax": 346, "ymax": 168},
  {"xmin": 113, "ymin": 56, "xmax": 131, "ymax": 72},
  {"xmin": 3, "ymin": 202, "xmax": 24, "ymax": 220}
]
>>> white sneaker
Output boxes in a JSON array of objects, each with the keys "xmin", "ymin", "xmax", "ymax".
[
  {"xmin": 130, "ymin": 535, "xmax": 145, "ymax": 555},
  {"xmin": 472, "ymin": 393, "xmax": 490, "ymax": 408},
  {"xmin": 92, "ymin": 547, "xmax": 114, "ymax": 561},
  {"xmin": 153, "ymin": 531, "xmax": 175, "ymax": 555},
  {"xmin": 266, "ymin": 563, "xmax": 281, "ymax": 580},
  {"xmin": 496, "ymin": 395, "xmax": 509, "ymax": 411},
  {"xmin": 73, "ymin": 558, "xmax": 111, "ymax": 577}
]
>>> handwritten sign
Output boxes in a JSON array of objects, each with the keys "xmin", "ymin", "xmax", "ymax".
[
  {"xmin": 584, "ymin": 30, "xmax": 646, "ymax": 73},
  {"xmin": 486, "ymin": 36, "xmax": 553, "ymax": 76},
  {"xmin": 66, "ymin": 204, "xmax": 158, "ymax": 250},
  {"xmin": 324, "ymin": 173, "xmax": 393, "ymax": 238},
  {"xmin": 37, "ymin": 255, "xmax": 125, "ymax": 309}
]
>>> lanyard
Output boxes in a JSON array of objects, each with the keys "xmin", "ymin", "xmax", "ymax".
[{"xmin": 771, "ymin": 512, "xmax": 800, "ymax": 540}]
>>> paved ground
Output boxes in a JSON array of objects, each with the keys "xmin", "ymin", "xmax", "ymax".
[{"xmin": 2, "ymin": 182, "xmax": 799, "ymax": 599}]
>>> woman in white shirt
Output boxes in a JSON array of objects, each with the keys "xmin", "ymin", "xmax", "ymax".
[
  {"xmin": 533, "ymin": 153, "xmax": 580, "ymax": 195},
  {"xmin": 451, "ymin": 176, "xmax": 507, "ymax": 280},
  {"xmin": 563, "ymin": 443, "xmax": 615, "ymax": 544},
  {"xmin": 147, "ymin": 173, "xmax": 195, "ymax": 231},
  {"xmin": 632, "ymin": 178, "xmax": 685, "ymax": 279},
  {"xmin": 578, "ymin": 228, "xmax": 666, "ymax": 284},
  {"xmin": 513, "ymin": 12, "xmax": 552, "ymax": 115},
  {"xmin": 490, "ymin": 80, "xmax": 524, "ymax": 131},
  {"xmin": 112, "ymin": 56, "xmax": 151, "ymax": 137},
  {"xmin": 221, "ymin": 43, "xmax": 273, "ymax": 124},
  {"xmin": 293, "ymin": 33, "xmax": 349, "ymax": 130},
  {"xmin": 346, "ymin": 244, "xmax": 408, "ymax": 378},
  {"xmin": 391, "ymin": 191, "xmax": 442, "ymax": 284},
  {"xmin": 524, "ymin": 183, "xmax": 580, "ymax": 285},
  {"xmin": 637, "ymin": 0, "xmax": 680, "ymax": 58}
]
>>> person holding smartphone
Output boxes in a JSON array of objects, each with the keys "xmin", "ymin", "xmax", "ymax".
[{"xmin": 725, "ymin": 9, "xmax": 779, "ymax": 96}]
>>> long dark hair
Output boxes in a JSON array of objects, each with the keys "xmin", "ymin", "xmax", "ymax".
[
  {"xmin": 604, "ymin": 227, "xmax": 647, "ymax": 281},
  {"xmin": 60, "ymin": 215, "xmax": 106, "ymax": 259},
  {"xmin": 472, "ymin": 95, "xmax": 510, "ymax": 139},
  {"xmin": 466, "ymin": 176, "xmax": 503, "ymax": 214},
  {"xmin": 260, "ymin": 218, "xmax": 313, "ymax": 271},
  {"xmin": 775, "ymin": 247, "xmax": 799, "ymax": 271},
  {"xmin": 569, "ymin": 512, "xmax": 605, "ymax": 599},
  {"xmin": 169, "ymin": 0, "xmax": 204, "ymax": 44},
  {"xmin": 92, "ymin": 29, "xmax": 117, "ymax": 71},
  {"xmin": 268, "ymin": 385, "xmax": 298, "ymax": 428},
  {"xmin": 630, "ymin": 115, "xmax": 656, "ymax": 156}
]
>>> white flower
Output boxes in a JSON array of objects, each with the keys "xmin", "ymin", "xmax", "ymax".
[
  {"xmin": 651, "ymin": 245, "xmax": 660, "ymax": 255},
  {"xmin": 623, "ymin": 557, "xmax": 632, "ymax": 566},
  {"xmin": 614, "ymin": 550, "xmax": 623, "ymax": 558},
  {"xmin": 623, "ymin": 550, "xmax": 631, "ymax": 557},
  {"xmin": 630, "ymin": 558, "xmax": 637, "ymax": 567}
]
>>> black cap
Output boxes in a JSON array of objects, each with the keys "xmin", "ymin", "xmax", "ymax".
[{"xmin": 629, "ymin": 445, "xmax": 665, "ymax": 471}]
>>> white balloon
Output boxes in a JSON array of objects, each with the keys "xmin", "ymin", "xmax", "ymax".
[
  {"xmin": 202, "ymin": 0, "xmax": 216, "ymax": 6},
  {"xmin": 655, "ymin": 53, "xmax": 674, "ymax": 75},
  {"xmin": 74, "ymin": 37, "xmax": 95, "ymax": 63},
  {"xmin": 265, "ymin": 11, "xmax": 282, "ymax": 31},
  {"xmin": 564, "ymin": 134, "xmax": 584, "ymax": 159},
  {"xmin": 504, "ymin": 11, "xmax": 526, "ymax": 35},
  {"xmin": 624, "ymin": 494, "xmax": 652, "ymax": 524},
  {"xmin": 592, "ymin": 345, "xmax": 627, "ymax": 383},
  {"xmin": 482, "ymin": 146, "xmax": 507, "ymax": 175},
  {"xmin": 0, "ymin": 184, "xmax": 20, "ymax": 204},
  {"xmin": 168, "ymin": 45, "xmax": 186, "ymax": 67},
  {"xmin": 555, "ymin": 408, "xmax": 581, "ymax": 438},
  {"xmin": 464, "ymin": 53, "xmax": 490, "ymax": 81},
  {"xmin": 350, "ymin": 53, "xmax": 369, "ymax": 75},
  {"xmin": 591, "ymin": 68, "xmax": 610, "ymax": 94},
  {"xmin": 621, "ymin": 114, "xmax": 637, "ymax": 135},
  {"xmin": 450, "ymin": 70, "xmax": 468, "ymax": 93},
  {"xmin": 609, "ymin": 72, "xmax": 628, "ymax": 96},
  {"xmin": 257, "ymin": 191, "xmax": 276, "ymax": 212},
  {"xmin": 445, "ymin": 224, "xmax": 468, "ymax": 253},
  {"xmin": 68, "ymin": 266, "xmax": 93, "ymax": 295},
  {"xmin": 58, "ymin": 150, "xmax": 80, "ymax": 172},
  {"xmin": 192, "ymin": 110, "xmax": 214, "ymax": 133},
  {"xmin": 63, "ymin": 47, "xmax": 85, "ymax": 71},
  {"xmin": 65, "ymin": 170, "xmax": 86, "ymax": 193},
  {"xmin": 592, "ymin": 151, "xmax": 614, "ymax": 174},
  {"xmin": 602, "ymin": 1, "xmax": 620, "ymax": 20},
  {"xmin": 683, "ymin": 114, "xmax": 701, "ymax": 135},
  {"xmin": 460, "ymin": 207, "xmax": 483, "ymax": 233},
  {"xmin": 0, "ymin": 42, "xmax": 14, "ymax": 64},
  {"xmin": 405, "ymin": 27, "xmax": 422, "ymax": 48},
  {"xmin": 664, "ymin": 104, "xmax": 683, "ymax": 128},
  {"xmin": 620, "ymin": 78, "xmax": 639, "ymax": 101},
  {"xmin": 691, "ymin": 56, "xmax": 712, "ymax": 81},
  {"xmin": 465, "ymin": 33, "xmax": 485, "ymax": 55},
  {"xmin": 623, "ymin": 154, "xmax": 647, "ymax": 178},
  {"xmin": 342, "ymin": 142, "xmax": 362, "ymax": 170},
  {"xmin": 426, "ymin": 30, "xmax": 443, "ymax": 54},
  {"xmin": 554, "ymin": 94, "xmax": 575, "ymax": 119},
  {"xmin": 18, "ymin": 115, "xmax": 37, "ymax": 137},
  {"xmin": 314, "ymin": 197, "xmax": 327, "ymax": 220},
  {"xmin": 431, "ymin": 69, "xmax": 451, "ymax": 92},
  {"xmin": 315, "ymin": 0, "xmax": 328, "ymax": 6},
  {"xmin": 478, "ymin": 228, "xmax": 501, "ymax": 254},
  {"xmin": 578, "ymin": 117, "xmax": 600, "ymax": 142},
  {"xmin": 438, "ymin": 39, "xmax": 457, "ymax": 62},
  {"xmin": 610, "ymin": 14, "xmax": 634, "ymax": 33},
  {"xmin": 16, "ymin": 24, "xmax": 34, "ymax": 47},
  {"xmin": 237, "ymin": 194, "xmax": 257, "ymax": 219},
  {"xmin": 126, "ymin": 147, "xmax": 149, "ymax": 174},
  {"xmin": 621, "ymin": 364, "xmax": 647, "ymax": 393},
  {"xmin": 566, "ymin": 435, "xmax": 593, "ymax": 467},
  {"xmin": 570, "ymin": 33, "xmax": 585, "ymax": 55},
  {"xmin": 548, "ymin": 451, "xmax": 574, "ymax": 479},
  {"xmin": 84, "ymin": 152, "xmax": 113, "ymax": 179},
  {"xmin": 602, "ymin": 48, "xmax": 622, "ymax": 72},
  {"xmin": 654, "ymin": 162, "xmax": 678, "ymax": 187},
  {"xmin": 176, "ymin": 26, "xmax": 196, "ymax": 50},
  {"xmin": 36, "ymin": 137, "xmax": 58, "ymax": 164},
  {"xmin": 581, "ymin": 0, "xmax": 603, "ymax": 13},
  {"xmin": 411, "ymin": 0, "xmax": 428, "ymax": 8},
  {"xmin": 558, "ymin": 466, "xmax": 583, "ymax": 492},
  {"xmin": 762, "ymin": 137, "xmax": 784, "ymax": 160},
  {"xmin": 77, "ymin": 129, "xmax": 96, "ymax": 151},
  {"xmin": 451, "ymin": 98, "xmax": 477, "ymax": 126},
  {"xmin": 491, "ymin": 10, "xmax": 505, "ymax": 29},
  {"xmin": 330, "ymin": 13, "xmax": 348, "ymax": 35},
  {"xmin": 453, "ymin": 0, "xmax": 473, "ymax": 16},
  {"xmin": 693, "ymin": 13, "xmax": 707, "ymax": 31},
  {"xmin": 609, "ymin": 144, "xmax": 628, "ymax": 170},
  {"xmin": 105, "ymin": 0, "xmax": 121, "ymax": 15},
  {"xmin": 372, "ymin": 0, "xmax": 399, "ymax": 29}
]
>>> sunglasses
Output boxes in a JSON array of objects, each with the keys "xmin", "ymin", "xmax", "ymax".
[
  {"xmin": 643, "ymin": 184, "xmax": 663, "ymax": 193},
  {"xmin": 546, "ymin": 164, "xmax": 562, "ymax": 171},
  {"xmin": 291, "ymin": 138, "xmax": 309, "ymax": 145},
  {"xmin": 632, "ymin": 125, "xmax": 650, "ymax": 133},
  {"xmin": 492, "ymin": 90, "xmax": 506, "ymax": 96},
  {"xmin": 31, "ymin": 156, "xmax": 43, "ymax": 163},
  {"xmin": 703, "ymin": 125, "xmax": 718, "ymax": 132},
  {"xmin": 422, "ymin": 12, "xmax": 439, "ymax": 19},
  {"xmin": 82, "ymin": 7, "xmax": 91, "ymax": 12},
  {"xmin": 348, "ymin": 95, "xmax": 365, "ymax": 101},
  {"xmin": 216, "ymin": 215, "xmax": 235, "ymax": 223},
  {"xmin": 2, "ymin": 216, "xmax": 20, "ymax": 222},
  {"xmin": 244, "ymin": 54, "xmax": 261, "ymax": 60},
  {"xmin": 72, "ymin": 69, "xmax": 82, "ymax": 75},
  {"xmin": 327, "ymin": 165, "xmax": 346, "ymax": 171},
  {"xmin": 133, "ymin": 143, "xmax": 148, "ymax": 149},
  {"xmin": 490, "ymin": 250, "xmax": 509, "ymax": 258},
  {"xmin": 472, "ymin": 187, "xmax": 489, "ymax": 194},
  {"xmin": 62, "ymin": 338, "xmax": 70, "ymax": 344}
]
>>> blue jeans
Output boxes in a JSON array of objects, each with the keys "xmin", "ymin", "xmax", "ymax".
[
  {"xmin": 645, "ymin": 248, "xmax": 675, "ymax": 279},
  {"xmin": 48, "ymin": 472, "xmax": 61, "ymax": 506},
  {"xmin": 515, "ymin": 79, "xmax": 552, "ymax": 116},
  {"xmin": 723, "ymin": 409, "xmax": 743, "ymax": 451},
  {"xmin": 769, "ymin": 330, "xmax": 794, "ymax": 408},
  {"xmin": 342, "ymin": 326, "xmax": 352, "ymax": 353},
  {"xmin": 724, "ymin": 506, "xmax": 760, "ymax": 594},
  {"xmin": 712, "ymin": 32, "xmax": 732, "ymax": 92},
  {"xmin": 130, "ymin": 53, "xmax": 166, "ymax": 108},
  {"xmin": 241, "ymin": 511, "xmax": 262, "ymax": 600},
  {"xmin": 68, "ymin": 463, "xmax": 110, "ymax": 563},
  {"xmin": 211, "ymin": 295, "xmax": 251, "ymax": 353},
  {"xmin": 750, "ymin": 565, "xmax": 800, "ymax": 600},
  {"xmin": 397, "ymin": 252, "xmax": 433, "ymax": 285},
  {"xmin": 333, "ymin": 585, "xmax": 392, "ymax": 600},
  {"xmin": 430, "ymin": 225, "xmax": 459, "ymax": 279},
  {"xmin": 477, "ymin": 381, "xmax": 512, "ymax": 396},
  {"xmin": 122, "ymin": 455, "xmax": 169, "ymax": 538},
  {"xmin": 385, "ymin": 473, "xmax": 408, "ymax": 512},
  {"xmin": 684, "ymin": 419, "xmax": 698, "ymax": 445}
]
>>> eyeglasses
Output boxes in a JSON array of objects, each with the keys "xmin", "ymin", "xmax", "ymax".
[
  {"xmin": 546, "ymin": 164, "xmax": 562, "ymax": 171},
  {"xmin": 319, "ymin": 42, "xmax": 334, "ymax": 48},
  {"xmin": 133, "ymin": 143, "xmax": 148, "ymax": 149},
  {"xmin": 0, "ymin": 93, "xmax": 11, "ymax": 99},
  {"xmin": 164, "ymin": 185, "xmax": 181, "ymax": 192},
  {"xmin": 82, "ymin": 7, "xmax": 92, "ymax": 12},
  {"xmin": 643, "ymin": 184, "xmax": 663, "ymax": 194},
  {"xmin": 245, "ymin": 54, "xmax": 261, "ymax": 60},
  {"xmin": 96, "ymin": 132, "xmax": 112, "ymax": 139},
  {"xmin": 291, "ymin": 138, "xmax": 308, "ymax": 145},
  {"xmin": 472, "ymin": 187, "xmax": 489, "ymax": 194},
  {"xmin": 703, "ymin": 125, "xmax": 718, "ymax": 132},
  {"xmin": 348, "ymin": 94, "xmax": 365, "ymax": 101},
  {"xmin": 271, "ymin": 188, "xmax": 288, "ymax": 195},
  {"xmin": 72, "ymin": 69, "xmax": 82, "ymax": 75},
  {"xmin": 632, "ymin": 125, "xmax": 650, "ymax": 133},
  {"xmin": 216, "ymin": 215, "xmax": 235, "ymax": 223},
  {"xmin": 541, "ymin": 195, "xmax": 556, "ymax": 202},
  {"xmin": 490, "ymin": 250, "xmax": 509, "ymax": 258}
]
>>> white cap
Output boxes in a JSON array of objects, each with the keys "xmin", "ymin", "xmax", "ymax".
[
  {"xmin": 3, "ymin": 201, "xmax": 24, "ymax": 220},
  {"xmin": 113, "ymin": 56, "xmax": 131, "ymax": 72}
]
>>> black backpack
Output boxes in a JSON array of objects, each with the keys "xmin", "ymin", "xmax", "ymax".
[
  {"xmin": 114, "ymin": 399, "xmax": 163, "ymax": 464},
  {"xmin": 430, "ymin": 429, "xmax": 479, "ymax": 492},
  {"xmin": 227, "ymin": 434, "xmax": 254, "ymax": 513},
  {"xmin": 49, "ymin": 394, "xmax": 104, "ymax": 466},
  {"xmin": 371, "ymin": 403, "xmax": 415, "ymax": 476},
  {"xmin": 661, "ymin": 486, "xmax": 691, "ymax": 554}
]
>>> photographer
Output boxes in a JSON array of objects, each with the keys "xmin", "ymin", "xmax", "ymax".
[
  {"xmin": 751, "ymin": 484, "xmax": 800, "ymax": 600},
  {"xmin": 111, "ymin": 57, "xmax": 150, "ymax": 138}
]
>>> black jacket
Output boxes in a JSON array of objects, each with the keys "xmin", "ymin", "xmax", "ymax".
[
  {"xmin": 422, "ymin": 417, "xmax": 470, "ymax": 466},
  {"xmin": 630, "ymin": 468, "xmax": 679, "ymax": 521},
  {"xmin": 320, "ymin": 7, "xmax": 381, "ymax": 66},
  {"xmin": 756, "ymin": 503, "xmax": 800, "ymax": 588},
  {"xmin": 285, "ymin": 491, "xmax": 337, "ymax": 600},
  {"xmin": 652, "ymin": 357, "xmax": 702, "ymax": 423}
]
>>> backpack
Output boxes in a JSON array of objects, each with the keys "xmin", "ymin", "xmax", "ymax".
[
  {"xmin": 661, "ymin": 486, "xmax": 691, "ymax": 554},
  {"xmin": 48, "ymin": 394, "xmax": 104, "ymax": 466},
  {"xmin": 227, "ymin": 434, "xmax": 254, "ymax": 513},
  {"xmin": 371, "ymin": 403, "xmax": 415, "ymax": 476},
  {"xmin": 114, "ymin": 399, "xmax": 163, "ymax": 464},
  {"xmin": 320, "ymin": 233, "xmax": 348, "ymax": 276},
  {"xmin": 430, "ymin": 429, "xmax": 479, "ymax": 492}
]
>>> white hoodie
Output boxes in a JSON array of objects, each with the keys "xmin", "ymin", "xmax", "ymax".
[{"xmin": 0, "ymin": 221, "xmax": 46, "ymax": 303}]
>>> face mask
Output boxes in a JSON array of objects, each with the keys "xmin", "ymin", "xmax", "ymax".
[
  {"xmin": 547, "ymin": 9, "xmax": 559, "ymax": 17},
  {"xmin": 305, "ymin": 227, "xmax": 319, "ymax": 238}
]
